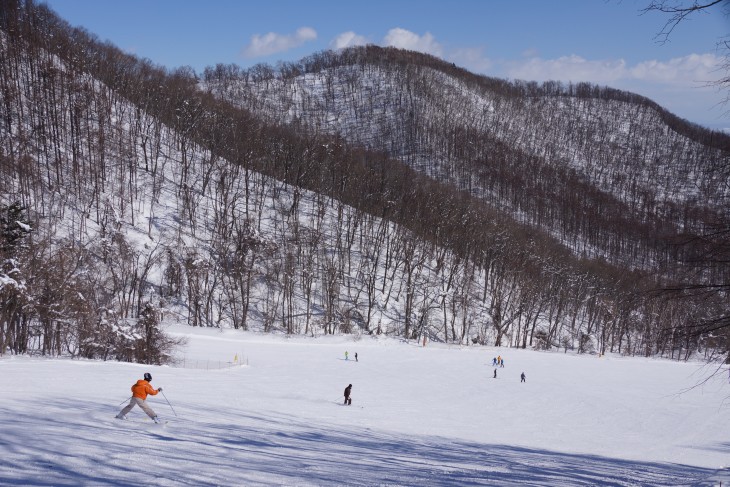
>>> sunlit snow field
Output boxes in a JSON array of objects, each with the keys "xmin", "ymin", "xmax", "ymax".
[{"xmin": 1, "ymin": 324, "xmax": 728, "ymax": 486}]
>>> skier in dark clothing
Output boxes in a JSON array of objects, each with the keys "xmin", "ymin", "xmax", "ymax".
[
  {"xmin": 493, "ymin": 369, "xmax": 497, "ymax": 379},
  {"xmin": 344, "ymin": 384, "xmax": 352, "ymax": 405},
  {"xmin": 355, "ymin": 353, "xmax": 358, "ymax": 362},
  {"xmin": 521, "ymin": 372, "xmax": 526, "ymax": 382}
]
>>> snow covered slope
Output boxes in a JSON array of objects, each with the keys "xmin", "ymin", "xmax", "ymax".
[{"xmin": 1, "ymin": 324, "xmax": 727, "ymax": 486}]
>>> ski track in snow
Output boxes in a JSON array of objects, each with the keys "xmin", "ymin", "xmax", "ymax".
[
  {"xmin": 0, "ymin": 325, "xmax": 728, "ymax": 486},
  {"xmin": 0, "ymin": 405, "xmax": 718, "ymax": 486}
]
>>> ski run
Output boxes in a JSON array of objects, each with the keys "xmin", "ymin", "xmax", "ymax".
[{"xmin": 0, "ymin": 324, "xmax": 728, "ymax": 486}]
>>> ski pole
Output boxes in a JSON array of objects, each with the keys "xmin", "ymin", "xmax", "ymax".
[
  {"xmin": 118, "ymin": 396, "xmax": 132, "ymax": 406},
  {"xmin": 160, "ymin": 389, "xmax": 178, "ymax": 417}
]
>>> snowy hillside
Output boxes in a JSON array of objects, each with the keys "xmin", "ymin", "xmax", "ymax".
[
  {"xmin": 2, "ymin": 1, "xmax": 729, "ymax": 397},
  {"xmin": 204, "ymin": 48, "xmax": 730, "ymax": 268},
  {"xmin": 1, "ymin": 325, "xmax": 728, "ymax": 486},
  {"xmin": 2, "ymin": 15, "xmax": 657, "ymax": 353},
  {"xmin": 222, "ymin": 52, "xmax": 730, "ymax": 213}
]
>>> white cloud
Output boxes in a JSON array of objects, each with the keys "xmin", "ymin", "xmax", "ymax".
[
  {"xmin": 506, "ymin": 55, "xmax": 627, "ymax": 84},
  {"xmin": 382, "ymin": 28, "xmax": 443, "ymax": 57},
  {"xmin": 500, "ymin": 53, "xmax": 727, "ymax": 127},
  {"xmin": 378, "ymin": 28, "xmax": 493, "ymax": 73},
  {"xmin": 503, "ymin": 53, "xmax": 723, "ymax": 90},
  {"xmin": 330, "ymin": 31, "xmax": 368, "ymax": 50},
  {"xmin": 242, "ymin": 27, "xmax": 317, "ymax": 58},
  {"xmin": 630, "ymin": 53, "xmax": 721, "ymax": 87}
]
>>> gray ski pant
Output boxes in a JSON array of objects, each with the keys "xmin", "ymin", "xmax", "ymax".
[{"xmin": 118, "ymin": 397, "xmax": 157, "ymax": 419}]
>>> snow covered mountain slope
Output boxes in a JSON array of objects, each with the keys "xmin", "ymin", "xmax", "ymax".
[
  {"xmin": 0, "ymin": 324, "xmax": 727, "ymax": 486},
  {"xmin": 204, "ymin": 47, "xmax": 730, "ymax": 266},
  {"xmin": 1, "ymin": 4, "xmax": 727, "ymax": 361}
]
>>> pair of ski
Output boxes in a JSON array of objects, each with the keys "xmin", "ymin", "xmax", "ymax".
[{"xmin": 115, "ymin": 417, "xmax": 169, "ymax": 425}]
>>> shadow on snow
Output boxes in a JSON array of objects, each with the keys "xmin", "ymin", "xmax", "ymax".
[{"xmin": 0, "ymin": 398, "xmax": 721, "ymax": 486}]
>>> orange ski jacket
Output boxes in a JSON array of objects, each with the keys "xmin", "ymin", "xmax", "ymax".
[{"xmin": 131, "ymin": 379, "xmax": 159, "ymax": 400}]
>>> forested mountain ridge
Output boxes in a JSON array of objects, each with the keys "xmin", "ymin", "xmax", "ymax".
[
  {"xmin": 203, "ymin": 46, "xmax": 730, "ymax": 272},
  {"xmin": 0, "ymin": 1, "xmax": 727, "ymax": 364}
]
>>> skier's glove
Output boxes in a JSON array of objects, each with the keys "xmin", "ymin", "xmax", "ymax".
[{"xmin": 158, "ymin": 387, "xmax": 163, "ymax": 392}]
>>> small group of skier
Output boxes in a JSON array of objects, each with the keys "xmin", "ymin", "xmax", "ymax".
[
  {"xmin": 115, "ymin": 350, "xmax": 525, "ymax": 421},
  {"xmin": 490, "ymin": 355, "xmax": 526, "ymax": 383}
]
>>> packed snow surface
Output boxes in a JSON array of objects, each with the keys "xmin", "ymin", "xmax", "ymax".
[{"xmin": 1, "ymin": 324, "xmax": 728, "ymax": 486}]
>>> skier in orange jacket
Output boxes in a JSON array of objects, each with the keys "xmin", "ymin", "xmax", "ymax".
[{"xmin": 116, "ymin": 372, "xmax": 163, "ymax": 423}]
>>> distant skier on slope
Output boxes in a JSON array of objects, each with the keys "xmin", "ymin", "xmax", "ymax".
[
  {"xmin": 344, "ymin": 384, "xmax": 352, "ymax": 405},
  {"xmin": 355, "ymin": 352, "xmax": 358, "ymax": 362},
  {"xmin": 345, "ymin": 351, "xmax": 349, "ymax": 361},
  {"xmin": 116, "ymin": 372, "xmax": 163, "ymax": 423},
  {"xmin": 521, "ymin": 372, "xmax": 526, "ymax": 383},
  {"xmin": 493, "ymin": 369, "xmax": 497, "ymax": 379}
]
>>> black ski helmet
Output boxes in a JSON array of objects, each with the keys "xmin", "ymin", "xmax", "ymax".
[{"xmin": 144, "ymin": 372, "xmax": 152, "ymax": 381}]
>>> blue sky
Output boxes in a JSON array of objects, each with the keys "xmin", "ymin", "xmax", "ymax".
[{"xmin": 43, "ymin": 0, "xmax": 729, "ymax": 129}]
